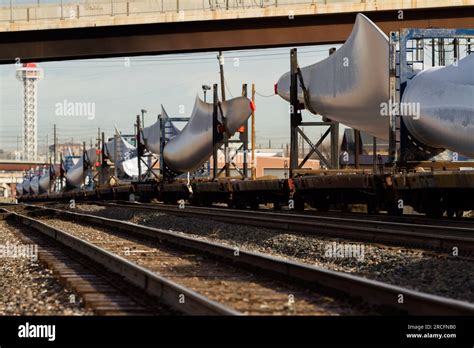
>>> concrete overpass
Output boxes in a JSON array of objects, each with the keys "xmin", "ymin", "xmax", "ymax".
[
  {"xmin": 0, "ymin": 161, "xmax": 46, "ymax": 198},
  {"xmin": 0, "ymin": 0, "xmax": 473, "ymax": 63},
  {"xmin": 0, "ymin": 160, "xmax": 47, "ymax": 171},
  {"xmin": 0, "ymin": 173, "xmax": 23, "ymax": 198}
]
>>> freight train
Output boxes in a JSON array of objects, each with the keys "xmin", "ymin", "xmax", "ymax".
[
  {"xmin": 17, "ymin": 14, "xmax": 474, "ymax": 218},
  {"xmin": 276, "ymin": 14, "xmax": 474, "ymax": 159}
]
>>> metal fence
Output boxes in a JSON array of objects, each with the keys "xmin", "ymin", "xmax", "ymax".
[{"xmin": 0, "ymin": 0, "xmax": 365, "ymax": 23}]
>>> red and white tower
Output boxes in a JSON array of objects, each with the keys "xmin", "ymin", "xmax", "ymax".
[{"xmin": 16, "ymin": 63, "xmax": 43, "ymax": 161}]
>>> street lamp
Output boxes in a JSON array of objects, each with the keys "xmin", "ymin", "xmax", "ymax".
[
  {"xmin": 141, "ymin": 109, "xmax": 147, "ymax": 128},
  {"xmin": 202, "ymin": 85, "xmax": 211, "ymax": 102}
]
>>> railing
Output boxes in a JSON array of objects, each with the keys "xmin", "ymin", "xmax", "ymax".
[
  {"xmin": 0, "ymin": 0, "xmax": 465, "ymax": 24},
  {"xmin": 0, "ymin": 0, "xmax": 377, "ymax": 23}
]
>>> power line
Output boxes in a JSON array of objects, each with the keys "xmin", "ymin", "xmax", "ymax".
[
  {"xmin": 223, "ymin": 77, "xmax": 234, "ymax": 99},
  {"xmin": 26, "ymin": 47, "xmax": 333, "ymax": 69},
  {"xmin": 255, "ymin": 91, "xmax": 276, "ymax": 98}
]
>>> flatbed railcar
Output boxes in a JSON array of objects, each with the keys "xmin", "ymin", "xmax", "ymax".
[{"xmin": 18, "ymin": 169, "xmax": 474, "ymax": 218}]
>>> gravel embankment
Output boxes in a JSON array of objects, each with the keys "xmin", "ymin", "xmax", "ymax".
[
  {"xmin": 62, "ymin": 204, "xmax": 474, "ymax": 303},
  {"xmin": 39, "ymin": 217, "xmax": 380, "ymax": 315},
  {"xmin": 0, "ymin": 221, "xmax": 93, "ymax": 315}
]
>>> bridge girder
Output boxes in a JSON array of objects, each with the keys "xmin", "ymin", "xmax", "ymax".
[{"xmin": 1, "ymin": 6, "xmax": 473, "ymax": 64}]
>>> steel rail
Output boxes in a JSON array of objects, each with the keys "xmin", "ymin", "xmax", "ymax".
[
  {"xmin": 290, "ymin": 210, "xmax": 474, "ymax": 229},
  {"xmin": 94, "ymin": 201, "xmax": 474, "ymax": 254},
  {"xmin": 16, "ymin": 203, "xmax": 474, "ymax": 315},
  {"xmin": 7, "ymin": 210, "xmax": 240, "ymax": 316},
  {"xmin": 5, "ymin": 201, "xmax": 474, "ymax": 228}
]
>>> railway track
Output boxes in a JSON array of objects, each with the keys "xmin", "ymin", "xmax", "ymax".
[
  {"xmin": 291, "ymin": 209, "xmax": 474, "ymax": 229},
  {"xmin": 1, "ymin": 210, "xmax": 234, "ymax": 316},
  {"xmin": 80, "ymin": 201, "xmax": 474, "ymax": 256},
  {"xmin": 0, "ymin": 211, "xmax": 177, "ymax": 315},
  {"xmin": 3, "ymin": 203, "xmax": 474, "ymax": 315}
]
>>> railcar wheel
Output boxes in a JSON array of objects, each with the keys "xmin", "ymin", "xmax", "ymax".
[
  {"xmin": 317, "ymin": 203, "xmax": 329, "ymax": 212},
  {"xmin": 455, "ymin": 209, "xmax": 464, "ymax": 218},
  {"xmin": 341, "ymin": 203, "xmax": 351, "ymax": 213},
  {"xmin": 426, "ymin": 207, "xmax": 444, "ymax": 218},
  {"xmin": 294, "ymin": 199, "xmax": 305, "ymax": 211},
  {"xmin": 387, "ymin": 203, "xmax": 403, "ymax": 216}
]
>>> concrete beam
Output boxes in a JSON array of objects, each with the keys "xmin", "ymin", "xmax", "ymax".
[
  {"xmin": 0, "ymin": 162, "xmax": 47, "ymax": 171},
  {"xmin": 1, "ymin": 0, "xmax": 472, "ymax": 32},
  {"xmin": 1, "ymin": 5, "xmax": 473, "ymax": 64}
]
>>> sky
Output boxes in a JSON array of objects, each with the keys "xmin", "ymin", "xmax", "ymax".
[{"xmin": 0, "ymin": 44, "xmax": 341, "ymax": 154}]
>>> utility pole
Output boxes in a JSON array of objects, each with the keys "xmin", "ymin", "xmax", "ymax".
[
  {"xmin": 114, "ymin": 132, "xmax": 118, "ymax": 180},
  {"xmin": 96, "ymin": 128, "xmax": 101, "ymax": 185},
  {"xmin": 217, "ymin": 51, "xmax": 230, "ymax": 177},
  {"xmin": 241, "ymin": 83, "xmax": 249, "ymax": 179},
  {"xmin": 251, "ymin": 83, "xmax": 256, "ymax": 180},
  {"xmin": 53, "ymin": 124, "xmax": 57, "ymax": 164},
  {"xmin": 101, "ymin": 132, "xmax": 106, "ymax": 185},
  {"xmin": 136, "ymin": 115, "xmax": 142, "ymax": 181},
  {"xmin": 59, "ymin": 151, "xmax": 64, "ymax": 191},
  {"xmin": 82, "ymin": 141, "xmax": 86, "ymax": 187},
  {"xmin": 218, "ymin": 51, "xmax": 226, "ymax": 101},
  {"xmin": 212, "ymin": 84, "xmax": 219, "ymax": 180}
]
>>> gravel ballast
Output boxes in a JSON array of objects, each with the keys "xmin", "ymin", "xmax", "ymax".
[
  {"xmin": 0, "ymin": 220, "xmax": 93, "ymax": 316},
  {"xmin": 37, "ymin": 216, "xmax": 381, "ymax": 315},
  {"xmin": 56, "ymin": 203, "xmax": 474, "ymax": 303}
]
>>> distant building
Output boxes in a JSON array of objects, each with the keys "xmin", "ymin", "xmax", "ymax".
[
  {"xmin": 49, "ymin": 143, "xmax": 84, "ymax": 158},
  {"xmin": 209, "ymin": 151, "xmax": 319, "ymax": 179},
  {"xmin": 254, "ymin": 148, "xmax": 285, "ymax": 157}
]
